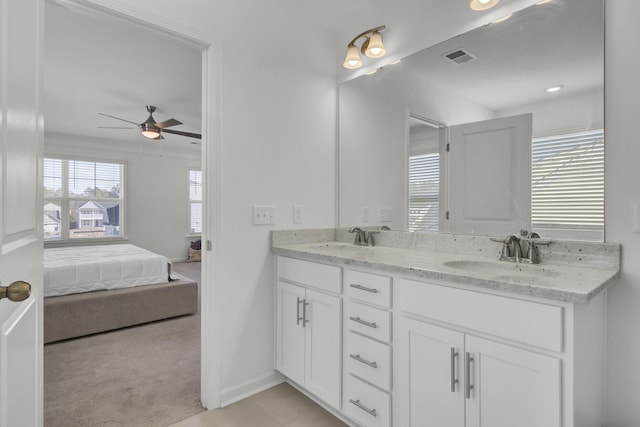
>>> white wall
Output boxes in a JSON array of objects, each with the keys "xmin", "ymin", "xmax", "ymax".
[
  {"xmin": 498, "ymin": 88, "xmax": 604, "ymax": 138},
  {"xmin": 45, "ymin": 132, "xmax": 200, "ymax": 261},
  {"xmin": 604, "ymin": 1, "xmax": 640, "ymax": 426}
]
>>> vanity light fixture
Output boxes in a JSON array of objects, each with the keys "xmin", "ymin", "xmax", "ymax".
[
  {"xmin": 545, "ymin": 85, "xmax": 564, "ymax": 93},
  {"xmin": 343, "ymin": 25, "xmax": 386, "ymax": 70},
  {"xmin": 469, "ymin": 0, "xmax": 499, "ymax": 11}
]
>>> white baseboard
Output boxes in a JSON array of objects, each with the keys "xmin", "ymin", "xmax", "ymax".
[{"xmin": 220, "ymin": 371, "xmax": 285, "ymax": 407}]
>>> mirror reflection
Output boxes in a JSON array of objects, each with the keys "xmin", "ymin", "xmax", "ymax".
[{"xmin": 338, "ymin": 0, "xmax": 604, "ymax": 241}]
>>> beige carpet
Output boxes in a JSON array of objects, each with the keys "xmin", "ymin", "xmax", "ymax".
[{"xmin": 44, "ymin": 261, "xmax": 204, "ymax": 427}]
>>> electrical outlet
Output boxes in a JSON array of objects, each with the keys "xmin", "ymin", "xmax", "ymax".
[
  {"xmin": 293, "ymin": 205, "xmax": 303, "ymax": 224},
  {"xmin": 253, "ymin": 205, "xmax": 276, "ymax": 225},
  {"xmin": 379, "ymin": 207, "xmax": 392, "ymax": 222}
]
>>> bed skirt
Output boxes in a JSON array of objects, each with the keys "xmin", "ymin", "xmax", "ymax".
[{"xmin": 44, "ymin": 279, "xmax": 198, "ymax": 344}]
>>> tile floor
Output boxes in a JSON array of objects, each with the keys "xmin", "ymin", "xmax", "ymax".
[{"xmin": 170, "ymin": 383, "xmax": 348, "ymax": 427}]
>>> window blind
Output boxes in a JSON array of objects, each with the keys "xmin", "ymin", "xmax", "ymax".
[
  {"xmin": 531, "ymin": 129, "xmax": 604, "ymax": 232},
  {"xmin": 408, "ymin": 153, "xmax": 440, "ymax": 232}
]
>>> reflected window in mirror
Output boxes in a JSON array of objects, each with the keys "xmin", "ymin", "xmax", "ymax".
[
  {"xmin": 408, "ymin": 119, "xmax": 442, "ymax": 232},
  {"xmin": 531, "ymin": 129, "xmax": 604, "ymax": 241}
]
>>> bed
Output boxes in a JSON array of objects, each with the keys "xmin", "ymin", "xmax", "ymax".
[{"xmin": 43, "ymin": 244, "xmax": 198, "ymax": 343}]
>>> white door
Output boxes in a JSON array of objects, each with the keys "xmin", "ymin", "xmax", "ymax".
[
  {"xmin": 0, "ymin": 0, "xmax": 44, "ymax": 426},
  {"xmin": 465, "ymin": 335, "xmax": 561, "ymax": 427},
  {"xmin": 397, "ymin": 317, "xmax": 465, "ymax": 427},
  {"xmin": 447, "ymin": 114, "xmax": 532, "ymax": 235},
  {"xmin": 275, "ymin": 282, "xmax": 306, "ymax": 385},
  {"xmin": 304, "ymin": 289, "xmax": 341, "ymax": 409}
]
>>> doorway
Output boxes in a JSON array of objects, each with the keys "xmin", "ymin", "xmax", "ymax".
[{"xmin": 43, "ymin": 1, "xmax": 210, "ymax": 424}]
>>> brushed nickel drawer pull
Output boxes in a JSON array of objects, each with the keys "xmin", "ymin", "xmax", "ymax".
[
  {"xmin": 349, "ymin": 398, "xmax": 377, "ymax": 417},
  {"xmin": 349, "ymin": 316, "xmax": 378, "ymax": 329},
  {"xmin": 349, "ymin": 353, "xmax": 378, "ymax": 368},
  {"xmin": 350, "ymin": 283, "xmax": 379, "ymax": 293}
]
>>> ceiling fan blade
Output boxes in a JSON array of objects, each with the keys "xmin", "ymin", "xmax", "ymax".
[
  {"xmin": 162, "ymin": 128, "xmax": 202, "ymax": 139},
  {"xmin": 98, "ymin": 126, "xmax": 137, "ymax": 129},
  {"xmin": 99, "ymin": 112, "xmax": 141, "ymax": 126},
  {"xmin": 155, "ymin": 118, "xmax": 182, "ymax": 129}
]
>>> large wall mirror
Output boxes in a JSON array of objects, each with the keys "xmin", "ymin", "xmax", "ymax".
[{"xmin": 338, "ymin": 0, "xmax": 604, "ymax": 241}]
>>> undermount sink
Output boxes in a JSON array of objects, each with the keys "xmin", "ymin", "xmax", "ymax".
[{"xmin": 442, "ymin": 260, "xmax": 560, "ymax": 278}]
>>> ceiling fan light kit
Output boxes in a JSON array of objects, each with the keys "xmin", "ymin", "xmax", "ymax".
[{"xmin": 99, "ymin": 105, "xmax": 202, "ymax": 140}]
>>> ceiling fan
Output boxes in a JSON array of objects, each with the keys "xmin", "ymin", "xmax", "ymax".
[{"xmin": 99, "ymin": 105, "xmax": 201, "ymax": 140}]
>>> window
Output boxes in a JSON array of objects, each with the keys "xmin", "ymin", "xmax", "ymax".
[
  {"xmin": 408, "ymin": 152, "xmax": 440, "ymax": 232},
  {"xmin": 531, "ymin": 129, "xmax": 604, "ymax": 241},
  {"xmin": 43, "ymin": 158, "xmax": 124, "ymax": 241},
  {"xmin": 189, "ymin": 169, "xmax": 202, "ymax": 234}
]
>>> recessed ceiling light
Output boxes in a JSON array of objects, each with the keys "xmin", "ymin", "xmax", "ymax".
[
  {"xmin": 545, "ymin": 85, "xmax": 564, "ymax": 93},
  {"xmin": 390, "ymin": 59, "xmax": 402, "ymax": 65},
  {"xmin": 491, "ymin": 13, "xmax": 512, "ymax": 24},
  {"xmin": 366, "ymin": 69, "xmax": 378, "ymax": 75},
  {"xmin": 469, "ymin": 0, "xmax": 499, "ymax": 11}
]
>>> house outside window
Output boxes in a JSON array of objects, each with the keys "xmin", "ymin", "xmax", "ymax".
[
  {"xmin": 44, "ymin": 158, "xmax": 125, "ymax": 241},
  {"xmin": 189, "ymin": 169, "xmax": 202, "ymax": 234}
]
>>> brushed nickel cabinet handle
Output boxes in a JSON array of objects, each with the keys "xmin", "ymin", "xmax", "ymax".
[
  {"xmin": 349, "ymin": 353, "xmax": 378, "ymax": 368},
  {"xmin": 302, "ymin": 299, "xmax": 310, "ymax": 327},
  {"xmin": 349, "ymin": 316, "xmax": 378, "ymax": 329},
  {"xmin": 349, "ymin": 399, "xmax": 377, "ymax": 417},
  {"xmin": 349, "ymin": 283, "xmax": 379, "ymax": 293},
  {"xmin": 296, "ymin": 297, "xmax": 303, "ymax": 326},
  {"xmin": 465, "ymin": 352, "xmax": 474, "ymax": 399},
  {"xmin": 451, "ymin": 347, "xmax": 459, "ymax": 392}
]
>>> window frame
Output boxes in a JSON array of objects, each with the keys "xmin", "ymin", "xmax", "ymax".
[
  {"xmin": 43, "ymin": 157, "xmax": 126, "ymax": 244},
  {"xmin": 188, "ymin": 168, "xmax": 202, "ymax": 236}
]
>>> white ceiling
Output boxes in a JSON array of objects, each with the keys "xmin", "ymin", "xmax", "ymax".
[{"xmin": 44, "ymin": 1, "xmax": 203, "ymax": 150}]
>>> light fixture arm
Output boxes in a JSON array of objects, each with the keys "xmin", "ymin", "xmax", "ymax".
[{"xmin": 347, "ymin": 25, "xmax": 386, "ymax": 47}]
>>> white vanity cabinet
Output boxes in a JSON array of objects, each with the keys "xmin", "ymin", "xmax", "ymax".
[
  {"xmin": 394, "ymin": 277, "xmax": 605, "ymax": 427},
  {"xmin": 275, "ymin": 257, "xmax": 342, "ymax": 409},
  {"xmin": 397, "ymin": 317, "xmax": 561, "ymax": 427}
]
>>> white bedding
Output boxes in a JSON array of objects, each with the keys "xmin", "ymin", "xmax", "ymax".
[{"xmin": 44, "ymin": 244, "xmax": 170, "ymax": 297}]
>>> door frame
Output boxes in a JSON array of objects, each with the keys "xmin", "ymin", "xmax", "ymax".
[{"xmin": 45, "ymin": 0, "xmax": 223, "ymax": 409}]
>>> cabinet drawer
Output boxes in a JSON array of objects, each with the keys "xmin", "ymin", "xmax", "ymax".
[
  {"xmin": 344, "ymin": 374, "xmax": 390, "ymax": 427},
  {"xmin": 345, "ymin": 301, "xmax": 392, "ymax": 343},
  {"xmin": 345, "ymin": 332, "xmax": 392, "ymax": 391},
  {"xmin": 344, "ymin": 269, "xmax": 392, "ymax": 307},
  {"xmin": 397, "ymin": 278, "xmax": 564, "ymax": 352},
  {"xmin": 277, "ymin": 257, "xmax": 341, "ymax": 294}
]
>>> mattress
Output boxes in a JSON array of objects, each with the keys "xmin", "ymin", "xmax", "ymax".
[{"xmin": 44, "ymin": 244, "xmax": 170, "ymax": 297}]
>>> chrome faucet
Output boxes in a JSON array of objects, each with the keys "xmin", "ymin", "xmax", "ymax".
[
  {"xmin": 348, "ymin": 227, "xmax": 366, "ymax": 246},
  {"xmin": 491, "ymin": 230, "xmax": 551, "ymax": 264},
  {"xmin": 348, "ymin": 227, "xmax": 378, "ymax": 246}
]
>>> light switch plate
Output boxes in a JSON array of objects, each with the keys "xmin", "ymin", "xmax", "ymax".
[
  {"xmin": 253, "ymin": 205, "xmax": 276, "ymax": 225},
  {"xmin": 293, "ymin": 205, "xmax": 303, "ymax": 224}
]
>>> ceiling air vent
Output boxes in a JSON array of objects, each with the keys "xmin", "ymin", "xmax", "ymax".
[{"xmin": 444, "ymin": 48, "xmax": 477, "ymax": 65}]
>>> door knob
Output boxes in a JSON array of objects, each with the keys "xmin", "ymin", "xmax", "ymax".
[{"xmin": 0, "ymin": 280, "xmax": 31, "ymax": 302}]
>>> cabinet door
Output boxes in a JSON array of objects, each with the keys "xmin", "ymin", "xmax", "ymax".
[
  {"xmin": 465, "ymin": 336, "xmax": 561, "ymax": 427},
  {"xmin": 305, "ymin": 289, "xmax": 342, "ymax": 409},
  {"xmin": 276, "ymin": 281, "xmax": 306, "ymax": 386},
  {"xmin": 397, "ymin": 317, "xmax": 465, "ymax": 427}
]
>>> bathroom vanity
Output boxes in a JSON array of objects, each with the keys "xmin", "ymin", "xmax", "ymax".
[{"xmin": 272, "ymin": 229, "xmax": 620, "ymax": 427}]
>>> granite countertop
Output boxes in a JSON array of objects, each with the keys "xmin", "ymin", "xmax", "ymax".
[{"xmin": 271, "ymin": 230, "xmax": 621, "ymax": 304}]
